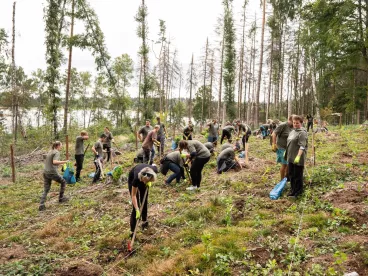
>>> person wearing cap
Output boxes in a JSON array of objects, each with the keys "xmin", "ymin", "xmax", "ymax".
[
  {"xmin": 179, "ymin": 140, "xmax": 211, "ymax": 191},
  {"xmin": 207, "ymin": 119, "xmax": 219, "ymax": 144},
  {"xmin": 217, "ymin": 145, "xmax": 242, "ymax": 174},
  {"xmin": 183, "ymin": 121, "xmax": 194, "ymax": 140},
  {"xmin": 128, "ymin": 164, "xmax": 158, "ymax": 236},
  {"xmin": 160, "ymin": 151, "xmax": 186, "ymax": 185},
  {"xmin": 142, "ymin": 125, "xmax": 160, "ymax": 165},
  {"xmin": 236, "ymin": 121, "xmax": 252, "ymax": 150},
  {"xmin": 220, "ymin": 123, "xmax": 236, "ymax": 144},
  {"xmin": 91, "ymin": 133, "xmax": 107, "ymax": 183}
]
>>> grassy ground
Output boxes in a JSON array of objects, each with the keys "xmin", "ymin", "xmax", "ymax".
[{"xmin": 0, "ymin": 126, "xmax": 367, "ymax": 275}]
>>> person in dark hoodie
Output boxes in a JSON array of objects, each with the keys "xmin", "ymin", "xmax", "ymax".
[
  {"xmin": 285, "ymin": 115, "xmax": 308, "ymax": 197},
  {"xmin": 128, "ymin": 164, "xmax": 158, "ymax": 237}
]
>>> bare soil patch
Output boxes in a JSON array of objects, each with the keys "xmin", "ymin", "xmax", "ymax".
[
  {"xmin": 324, "ymin": 188, "xmax": 368, "ymax": 225},
  {"xmin": 56, "ymin": 261, "xmax": 104, "ymax": 276},
  {"xmin": 0, "ymin": 244, "xmax": 28, "ymax": 264}
]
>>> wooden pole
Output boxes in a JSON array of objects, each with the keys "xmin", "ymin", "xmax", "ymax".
[
  {"xmin": 66, "ymin": 135, "xmax": 69, "ymax": 160},
  {"xmin": 10, "ymin": 144, "xmax": 16, "ymax": 183},
  {"xmin": 339, "ymin": 113, "xmax": 342, "ymax": 128}
]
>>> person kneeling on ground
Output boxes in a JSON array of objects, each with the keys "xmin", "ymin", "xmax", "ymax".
[
  {"xmin": 39, "ymin": 141, "xmax": 70, "ymax": 211},
  {"xmin": 179, "ymin": 140, "xmax": 211, "ymax": 191},
  {"xmin": 286, "ymin": 115, "xmax": 308, "ymax": 197},
  {"xmin": 203, "ymin": 142, "xmax": 215, "ymax": 154},
  {"xmin": 128, "ymin": 164, "xmax": 158, "ymax": 237},
  {"xmin": 217, "ymin": 145, "xmax": 242, "ymax": 174},
  {"xmin": 160, "ymin": 151, "xmax": 186, "ymax": 186},
  {"xmin": 134, "ymin": 148, "xmax": 145, "ymax": 163}
]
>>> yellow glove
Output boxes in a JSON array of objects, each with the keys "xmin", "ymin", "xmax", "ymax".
[
  {"xmin": 136, "ymin": 209, "xmax": 141, "ymax": 219},
  {"xmin": 294, "ymin": 155, "xmax": 300, "ymax": 164},
  {"xmin": 180, "ymin": 153, "xmax": 187, "ymax": 158},
  {"xmin": 146, "ymin": 181, "xmax": 152, "ymax": 188},
  {"xmin": 272, "ymin": 144, "xmax": 277, "ymax": 152}
]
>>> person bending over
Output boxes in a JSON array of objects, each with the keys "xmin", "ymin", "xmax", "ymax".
[
  {"xmin": 128, "ymin": 164, "xmax": 158, "ymax": 237},
  {"xmin": 272, "ymin": 115, "xmax": 293, "ymax": 180},
  {"xmin": 179, "ymin": 140, "xmax": 210, "ymax": 191}
]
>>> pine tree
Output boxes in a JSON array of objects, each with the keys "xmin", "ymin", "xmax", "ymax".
[{"xmin": 222, "ymin": 0, "xmax": 236, "ymax": 121}]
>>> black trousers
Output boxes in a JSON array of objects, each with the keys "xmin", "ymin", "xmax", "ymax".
[
  {"xmin": 103, "ymin": 144, "xmax": 111, "ymax": 162},
  {"xmin": 92, "ymin": 157, "xmax": 103, "ymax": 183},
  {"xmin": 75, "ymin": 154, "xmax": 84, "ymax": 180},
  {"xmin": 190, "ymin": 156, "xmax": 210, "ymax": 187},
  {"xmin": 128, "ymin": 172, "xmax": 148, "ymax": 232},
  {"xmin": 220, "ymin": 130, "xmax": 231, "ymax": 144},
  {"xmin": 307, "ymin": 122, "xmax": 313, "ymax": 132},
  {"xmin": 288, "ymin": 162, "xmax": 304, "ymax": 196}
]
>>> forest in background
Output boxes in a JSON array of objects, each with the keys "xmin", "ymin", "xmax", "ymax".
[{"xmin": 1, "ymin": 0, "xmax": 368, "ymax": 144}]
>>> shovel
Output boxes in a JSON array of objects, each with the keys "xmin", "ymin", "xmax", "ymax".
[{"xmin": 127, "ymin": 187, "xmax": 149, "ymax": 252}]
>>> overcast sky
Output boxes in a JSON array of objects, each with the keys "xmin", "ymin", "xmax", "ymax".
[{"xmin": 0, "ymin": 0, "xmax": 262, "ymax": 97}]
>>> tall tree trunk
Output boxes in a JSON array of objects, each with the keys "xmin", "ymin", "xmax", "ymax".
[
  {"xmin": 202, "ymin": 37, "xmax": 209, "ymax": 124},
  {"xmin": 266, "ymin": 36, "xmax": 274, "ymax": 120},
  {"xmin": 137, "ymin": 57, "xmax": 143, "ymax": 124},
  {"xmin": 279, "ymin": 22, "xmax": 285, "ymax": 117},
  {"xmin": 309, "ymin": 51, "xmax": 321, "ymax": 123},
  {"xmin": 165, "ymin": 41, "xmax": 170, "ymax": 112},
  {"xmin": 63, "ymin": 0, "xmax": 75, "ymax": 135},
  {"xmin": 238, "ymin": 1, "xmax": 247, "ymax": 120},
  {"xmin": 209, "ymin": 53, "xmax": 214, "ymax": 119},
  {"xmin": 255, "ymin": 0, "xmax": 266, "ymax": 127},
  {"xmin": 246, "ymin": 38, "xmax": 254, "ymax": 125},
  {"xmin": 189, "ymin": 54, "xmax": 194, "ymax": 121},
  {"xmin": 217, "ymin": 32, "xmax": 225, "ymax": 121},
  {"xmin": 12, "ymin": 1, "xmax": 16, "ymax": 141}
]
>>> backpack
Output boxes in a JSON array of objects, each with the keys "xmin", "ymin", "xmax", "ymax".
[{"xmin": 63, "ymin": 162, "xmax": 76, "ymax": 184}]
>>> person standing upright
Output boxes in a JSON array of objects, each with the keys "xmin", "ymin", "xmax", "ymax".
[
  {"xmin": 306, "ymin": 114, "xmax": 313, "ymax": 132},
  {"xmin": 142, "ymin": 125, "xmax": 160, "ymax": 165},
  {"xmin": 39, "ymin": 141, "xmax": 69, "ymax": 211},
  {"xmin": 207, "ymin": 119, "xmax": 219, "ymax": 145},
  {"xmin": 103, "ymin": 127, "xmax": 113, "ymax": 163},
  {"xmin": 91, "ymin": 134, "xmax": 106, "ymax": 184},
  {"xmin": 286, "ymin": 115, "xmax": 308, "ymax": 197},
  {"xmin": 156, "ymin": 117, "xmax": 166, "ymax": 155},
  {"xmin": 272, "ymin": 116, "xmax": 293, "ymax": 180},
  {"xmin": 138, "ymin": 120, "xmax": 155, "ymax": 161},
  {"xmin": 75, "ymin": 130, "xmax": 89, "ymax": 182}
]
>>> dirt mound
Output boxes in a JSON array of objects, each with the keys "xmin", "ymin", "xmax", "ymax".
[
  {"xmin": 0, "ymin": 149, "xmax": 47, "ymax": 167},
  {"xmin": 56, "ymin": 261, "xmax": 103, "ymax": 276},
  {"xmin": 324, "ymin": 187, "xmax": 368, "ymax": 225},
  {"xmin": 0, "ymin": 244, "xmax": 28, "ymax": 264}
]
